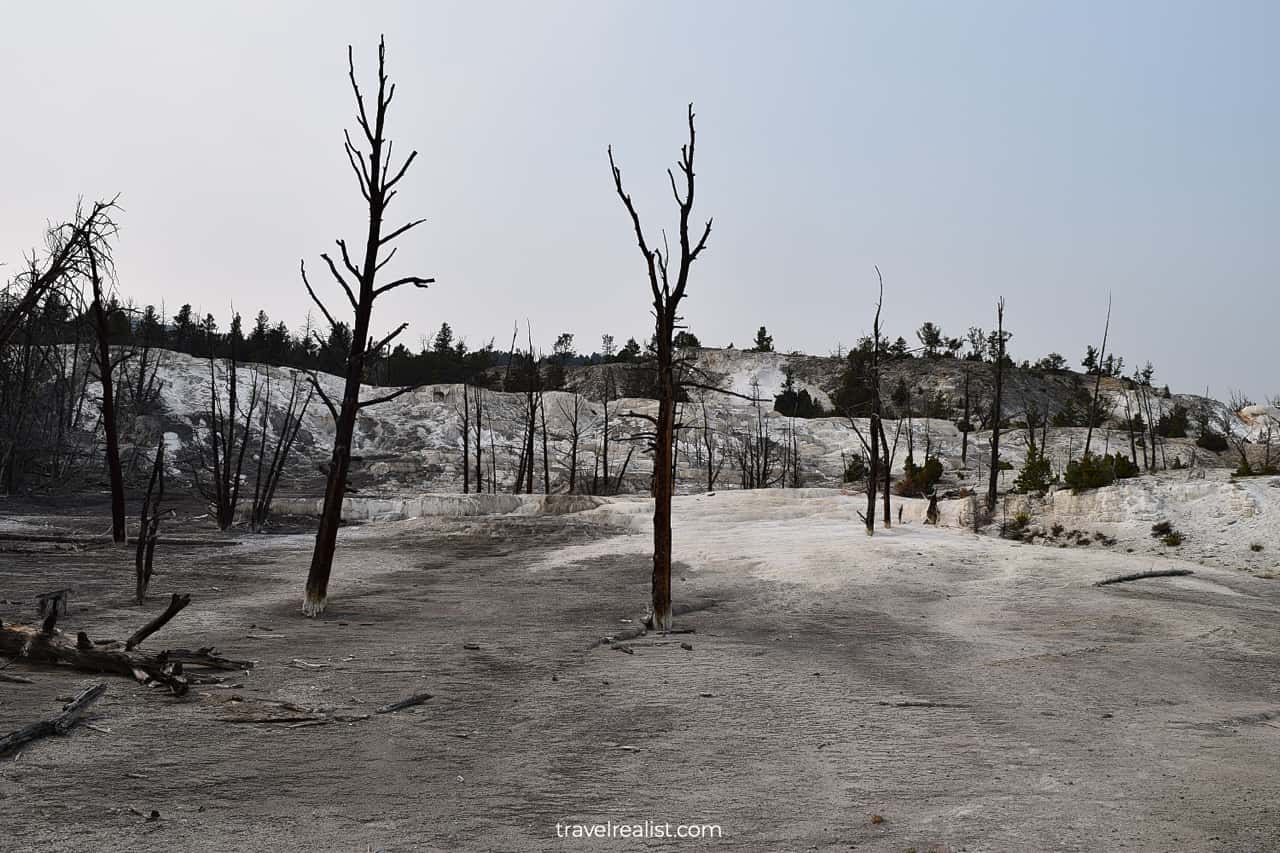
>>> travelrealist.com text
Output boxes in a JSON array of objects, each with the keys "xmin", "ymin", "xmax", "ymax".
[{"xmin": 555, "ymin": 821, "xmax": 723, "ymax": 840}]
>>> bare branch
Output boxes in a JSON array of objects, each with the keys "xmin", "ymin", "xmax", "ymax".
[
  {"xmin": 384, "ymin": 149, "xmax": 418, "ymax": 190},
  {"xmin": 367, "ymin": 323, "xmax": 409, "ymax": 357},
  {"xmin": 373, "ymin": 275, "xmax": 433, "ymax": 298},
  {"xmin": 348, "ymin": 44, "xmax": 374, "ymax": 143},
  {"xmin": 379, "ymin": 218, "xmax": 427, "ymax": 246},
  {"xmin": 336, "ymin": 239, "xmax": 362, "ymax": 282},
  {"xmin": 300, "ymin": 260, "xmax": 338, "ymax": 330},
  {"xmin": 319, "ymin": 252, "xmax": 359, "ymax": 310},
  {"xmin": 358, "ymin": 383, "xmax": 422, "ymax": 409},
  {"xmin": 306, "ymin": 372, "xmax": 339, "ymax": 421}
]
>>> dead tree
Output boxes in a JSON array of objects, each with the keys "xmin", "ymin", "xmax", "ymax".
[
  {"xmin": 301, "ymin": 37, "xmax": 434, "ymax": 617},
  {"xmin": 1083, "ymin": 294, "xmax": 1112, "ymax": 458},
  {"xmin": 80, "ymin": 212, "xmax": 130, "ymax": 543},
  {"xmin": 961, "ymin": 368, "xmax": 972, "ymax": 466},
  {"xmin": 1227, "ymin": 390, "xmax": 1255, "ymax": 472},
  {"xmin": 459, "ymin": 383, "xmax": 470, "ymax": 493},
  {"xmin": 135, "ymin": 439, "xmax": 165, "ymax": 602},
  {"xmin": 594, "ymin": 368, "xmax": 618, "ymax": 495},
  {"xmin": 249, "ymin": 371, "xmax": 312, "ymax": 531},
  {"xmin": 696, "ymin": 388, "xmax": 725, "ymax": 491},
  {"xmin": 608, "ymin": 104, "xmax": 713, "ymax": 630},
  {"xmin": 194, "ymin": 325, "xmax": 261, "ymax": 530},
  {"xmin": 0, "ymin": 199, "xmax": 117, "ymax": 350},
  {"xmin": 986, "ymin": 297, "xmax": 1006, "ymax": 512},
  {"xmin": 844, "ymin": 271, "xmax": 888, "ymax": 534},
  {"xmin": 473, "ymin": 384, "xmax": 486, "ymax": 492},
  {"xmin": 557, "ymin": 393, "xmax": 591, "ymax": 493}
]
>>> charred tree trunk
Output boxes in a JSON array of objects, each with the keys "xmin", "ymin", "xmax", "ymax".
[
  {"xmin": 461, "ymin": 383, "xmax": 470, "ymax": 493},
  {"xmin": 302, "ymin": 37, "xmax": 433, "ymax": 616},
  {"xmin": 986, "ymin": 297, "xmax": 1006, "ymax": 513},
  {"xmin": 608, "ymin": 104, "xmax": 712, "ymax": 630},
  {"xmin": 473, "ymin": 385, "xmax": 484, "ymax": 493},
  {"xmin": 135, "ymin": 439, "xmax": 165, "ymax": 603},
  {"xmin": 1083, "ymin": 294, "xmax": 1112, "ymax": 458},
  {"xmin": 85, "ymin": 230, "xmax": 126, "ymax": 544}
]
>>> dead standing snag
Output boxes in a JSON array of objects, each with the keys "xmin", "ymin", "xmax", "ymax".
[
  {"xmin": 302, "ymin": 36, "xmax": 434, "ymax": 616},
  {"xmin": 608, "ymin": 104, "xmax": 713, "ymax": 631}
]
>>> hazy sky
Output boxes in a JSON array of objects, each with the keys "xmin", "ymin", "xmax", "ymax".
[{"xmin": 3, "ymin": 1, "xmax": 1275, "ymax": 397}]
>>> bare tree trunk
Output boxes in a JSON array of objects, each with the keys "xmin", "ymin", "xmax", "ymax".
[
  {"xmin": 85, "ymin": 231, "xmax": 126, "ymax": 543},
  {"xmin": 1083, "ymin": 294, "xmax": 1112, "ymax": 458},
  {"xmin": 461, "ymin": 383, "xmax": 470, "ymax": 493},
  {"xmin": 135, "ymin": 439, "xmax": 165, "ymax": 603},
  {"xmin": 986, "ymin": 297, "xmax": 1006, "ymax": 513},
  {"xmin": 608, "ymin": 104, "xmax": 712, "ymax": 630},
  {"xmin": 303, "ymin": 37, "xmax": 434, "ymax": 617},
  {"xmin": 473, "ymin": 385, "xmax": 484, "ymax": 493}
]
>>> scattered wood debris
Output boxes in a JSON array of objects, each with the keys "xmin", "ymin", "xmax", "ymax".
[
  {"xmin": 0, "ymin": 682, "xmax": 107, "ymax": 757},
  {"xmin": 0, "ymin": 592, "xmax": 251, "ymax": 695}
]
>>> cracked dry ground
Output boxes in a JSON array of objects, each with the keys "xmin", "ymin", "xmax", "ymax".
[{"xmin": 2, "ymin": 501, "xmax": 1279, "ymax": 852}]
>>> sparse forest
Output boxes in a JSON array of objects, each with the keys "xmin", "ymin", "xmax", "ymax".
[{"xmin": 2, "ymin": 13, "xmax": 1278, "ymax": 852}]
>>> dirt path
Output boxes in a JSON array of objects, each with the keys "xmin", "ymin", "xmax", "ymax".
[{"xmin": 2, "ymin": 491, "xmax": 1279, "ymax": 851}]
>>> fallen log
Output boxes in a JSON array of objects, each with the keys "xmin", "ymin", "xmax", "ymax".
[
  {"xmin": 0, "ymin": 623, "xmax": 251, "ymax": 696},
  {"xmin": 376, "ymin": 692, "xmax": 433, "ymax": 714},
  {"xmin": 0, "ymin": 532, "xmax": 240, "ymax": 548},
  {"xmin": 1095, "ymin": 568, "xmax": 1194, "ymax": 587},
  {"xmin": 0, "ymin": 682, "xmax": 107, "ymax": 756}
]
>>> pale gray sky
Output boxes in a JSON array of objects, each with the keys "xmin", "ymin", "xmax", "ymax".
[{"xmin": 3, "ymin": 1, "xmax": 1276, "ymax": 397}]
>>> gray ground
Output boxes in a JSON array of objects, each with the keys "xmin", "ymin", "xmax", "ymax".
[{"xmin": 2, "ymin": 497, "xmax": 1279, "ymax": 852}]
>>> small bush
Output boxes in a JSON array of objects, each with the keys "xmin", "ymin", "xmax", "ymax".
[
  {"xmin": 1151, "ymin": 520, "xmax": 1173, "ymax": 537},
  {"xmin": 1014, "ymin": 447, "xmax": 1057, "ymax": 495},
  {"xmin": 1250, "ymin": 543, "xmax": 1264, "ymax": 553},
  {"xmin": 1064, "ymin": 452, "xmax": 1137, "ymax": 492},
  {"xmin": 842, "ymin": 453, "xmax": 867, "ymax": 484},
  {"xmin": 1162, "ymin": 530, "xmax": 1184, "ymax": 547},
  {"xmin": 1197, "ymin": 431, "xmax": 1229, "ymax": 453},
  {"xmin": 896, "ymin": 453, "xmax": 943, "ymax": 497},
  {"xmin": 1157, "ymin": 403, "xmax": 1189, "ymax": 438},
  {"xmin": 1050, "ymin": 523, "xmax": 1065, "ymax": 538}
]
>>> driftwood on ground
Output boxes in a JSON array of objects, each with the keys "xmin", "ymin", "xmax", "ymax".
[
  {"xmin": 1095, "ymin": 568, "xmax": 1194, "ymax": 587},
  {"xmin": 376, "ymin": 692, "xmax": 433, "ymax": 714},
  {"xmin": 0, "ymin": 682, "xmax": 107, "ymax": 756},
  {"xmin": 0, "ymin": 593, "xmax": 251, "ymax": 695}
]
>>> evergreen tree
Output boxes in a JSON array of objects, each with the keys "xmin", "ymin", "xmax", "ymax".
[{"xmin": 751, "ymin": 325, "xmax": 774, "ymax": 352}]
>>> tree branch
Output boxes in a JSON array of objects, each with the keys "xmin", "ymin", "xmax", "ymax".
[{"xmin": 299, "ymin": 260, "xmax": 338, "ymax": 329}]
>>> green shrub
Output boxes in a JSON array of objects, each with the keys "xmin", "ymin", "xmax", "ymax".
[
  {"xmin": 1197, "ymin": 431, "xmax": 1229, "ymax": 452},
  {"xmin": 1157, "ymin": 403, "xmax": 1189, "ymax": 438},
  {"xmin": 896, "ymin": 454, "xmax": 943, "ymax": 497},
  {"xmin": 842, "ymin": 453, "xmax": 867, "ymax": 484},
  {"xmin": 1063, "ymin": 452, "xmax": 1137, "ymax": 492},
  {"xmin": 1162, "ymin": 530, "xmax": 1184, "ymax": 547},
  {"xmin": 774, "ymin": 387, "xmax": 828, "ymax": 419},
  {"xmin": 1151, "ymin": 520, "xmax": 1173, "ymax": 537},
  {"xmin": 1014, "ymin": 447, "xmax": 1057, "ymax": 494},
  {"xmin": 1050, "ymin": 523, "xmax": 1065, "ymax": 538},
  {"xmin": 1250, "ymin": 543, "xmax": 1264, "ymax": 553}
]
